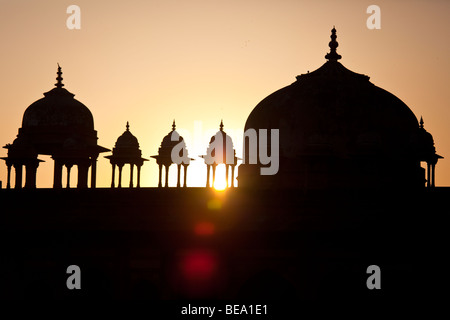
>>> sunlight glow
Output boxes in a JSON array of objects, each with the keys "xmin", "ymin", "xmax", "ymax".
[
  {"xmin": 213, "ymin": 178, "xmax": 227, "ymax": 191},
  {"xmin": 213, "ymin": 165, "xmax": 227, "ymax": 191}
]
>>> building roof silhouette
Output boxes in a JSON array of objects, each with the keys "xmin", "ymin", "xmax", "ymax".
[
  {"xmin": 151, "ymin": 120, "xmax": 190, "ymax": 166},
  {"xmin": 105, "ymin": 122, "xmax": 147, "ymax": 188},
  {"xmin": 202, "ymin": 120, "xmax": 238, "ymax": 166},
  {"xmin": 0, "ymin": 27, "xmax": 445, "ymax": 303},
  {"xmin": 238, "ymin": 27, "xmax": 442, "ymax": 189},
  {"xmin": 201, "ymin": 120, "xmax": 239, "ymax": 187},
  {"xmin": 22, "ymin": 64, "xmax": 94, "ymax": 132},
  {"xmin": 107, "ymin": 122, "xmax": 145, "ymax": 160},
  {"xmin": 2, "ymin": 65, "xmax": 109, "ymax": 189},
  {"xmin": 151, "ymin": 120, "xmax": 192, "ymax": 187}
]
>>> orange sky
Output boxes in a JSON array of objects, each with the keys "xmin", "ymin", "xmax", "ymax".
[{"xmin": 1, "ymin": 0, "xmax": 450, "ymax": 188}]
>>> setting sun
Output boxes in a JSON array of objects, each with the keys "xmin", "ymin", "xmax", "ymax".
[{"xmin": 213, "ymin": 165, "xmax": 227, "ymax": 190}]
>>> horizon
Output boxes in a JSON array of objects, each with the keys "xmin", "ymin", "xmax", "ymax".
[{"xmin": 1, "ymin": 0, "xmax": 449, "ymax": 188}]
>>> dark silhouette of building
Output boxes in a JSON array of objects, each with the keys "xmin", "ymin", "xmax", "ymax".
[
  {"xmin": 0, "ymin": 28, "xmax": 445, "ymax": 305},
  {"xmin": 201, "ymin": 120, "xmax": 239, "ymax": 188},
  {"xmin": 151, "ymin": 120, "xmax": 192, "ymax": 187},
  {"xmin": 105, "ymin": 122, "xmax": 148, "ymax": 188},
  {"xmin": 412, "ymin": 117, "xmax": 442, "ymax": 187},
  {"xmin": 238, "ymin": 27, "xmax": 442, "ymax": 190},
  {"xmin": 1, "ymin": 65, "xmax": 109, "ymax": 189}
]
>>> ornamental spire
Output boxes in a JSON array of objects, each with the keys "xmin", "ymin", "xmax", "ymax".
[
  {"xmin": 325, "ymin": 26, "xmax": 342, "ymax": 61},
  {"xmin": 419, "ymin": 116, "xmax": 424, "ymax": 129},
  {"xmin": 126, "ymin": 121, "xmax": 130, "ymax": 131},
  {"xmin": 220, "ymin": 119, "xmax": 224, "ymax": 131},
  {"xmin": 55, "ymin": 63, "xmax": 64, "ymax": 88},
  {"xmin": 172, "ymin": 119, "xmax": 176, "ymax": 131}
]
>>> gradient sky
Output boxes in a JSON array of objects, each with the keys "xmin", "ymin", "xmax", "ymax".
[{"xmin": 1, "ymin": 0, "xmax": 449, "ymax": 188}]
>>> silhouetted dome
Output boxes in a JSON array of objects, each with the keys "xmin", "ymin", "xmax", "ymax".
[
  {"xmin": 111, "ymin": 122, "xmax": 142, "ymax": 158},
  {"xmin": 105, "ymin": 122, "xmax": 147, "ymax": 171},
  {"xmin": 159, "ymin": 121, "xmax": 185, "ymax": 156},
  {"xmin": 13, "ymin": 65, "xmax": 104, "ymax": 156},
  {"xmin": 152, "ymin": 120, "xmax": 190, "ymax": 166},
  {"xmin": 161, "ymin": 132, "xmax": 182, "ymax": 148},
  {"xmin": 22, "ymin": 68, "xmax": 94, "ymax": 130},
  {"xmin": 239, "ymin": 28, "xmax": 438, "ymax": 189},
  {"xmin": 244, "ymin": 60, "xmax": 418, "ymax": 155},
  {"xmin": 203, "ymin": 120, "xmax": 237, "ymax": 165},
  {"xmin": 2, "ymin": 65, "xmax": 110, "ymax": 190},
  {"xmin": 115, "ymin": 122, "xmax": 139, "ymax": 149},
  {"xmin": 160, "ymin": 121, "xmax": 184, "ymax": 149},
  {"xmin": 409, "ymin": 117, "xmax": 436, "ymax": 159}
]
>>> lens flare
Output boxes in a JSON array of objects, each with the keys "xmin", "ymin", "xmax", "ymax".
[
  {"xmin": 180, "ymin": 250, "xmax": 217, "ymax": 281},
  {"xmin": 194, "ymin": 221, "xmax": 215, "ymax": 236}
]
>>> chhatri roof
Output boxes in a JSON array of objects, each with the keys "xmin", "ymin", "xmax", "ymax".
[
  {"xmin": 105, "ymin": 122, "xmax": 147, "ymax": 165},
  {"xmin": 201, "ymin": 120, "xmax": 238, "ymax": 165},
  {"xmin": 151, "ymin": 120, "xmax": 192, "ymax": 165},
  {"xmin": 22, "ymin": 65, "xmax": 94, "ymax": 130}
]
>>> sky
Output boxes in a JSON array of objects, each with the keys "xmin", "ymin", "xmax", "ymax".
[{"xmin": 0, "ymin": 0, "xmax": 449, "ymax": 188}]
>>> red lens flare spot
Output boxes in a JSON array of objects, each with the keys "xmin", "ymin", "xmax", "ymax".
[
  {"xmin": 181, "ymin": 250, "xmax": 217, "ymax": 281},
  {"xmin": 194, "ymin": 222, "xmax": 215, "ymax": 236}
]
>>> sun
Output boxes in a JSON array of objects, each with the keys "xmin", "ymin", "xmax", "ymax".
[
  {"xmin": 213, "ymin": 165, "xmax": 228, "ymax": 191},
  {"xmin": 213, "ymin": 177, "xmax": 227, "ymax": 191}
]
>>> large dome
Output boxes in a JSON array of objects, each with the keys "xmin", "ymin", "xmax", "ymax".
[
  {"xmin": 15, "ymin": 66, "xmax": 100, "ymax": 155},
  {"xmin": 2, "ymin": 65, "xmax": 110, "ymax": 189},
  {"xmin": 238, "ymin": 28, "xmax": 437, "ymax": 190},
  {"xmin": 244, "ymin": 60, "xmax": 419, "ymax": 156},
  {"xmin": 22, "ymin": 88, "xmax": 94, "ymax": 130},
  {"xmin": 22, "ymin": 67, "xmax": 94, "ymax": 130}
]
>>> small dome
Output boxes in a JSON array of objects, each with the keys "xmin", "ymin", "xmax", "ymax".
[
  {"xmin": 105, "ymin": 122, "xmax": 147, "ymax": 168},
  {"xmin": 203, "ymin": 120, "xmax": 237, "ymax": 165},
  {"xmin": 115, "ymin": 122, "xmax": 139, "ymax": 149},
  {"xmin": 152, "ymin": 120, "xmax": 190, "ymax": 165},
  {"xmin": 111, "ymin": 122, "xmax": 142, "ymax": 158},
  {"xmin": 160, "ymin": 120, "xmax": 184, "ymax": 149},
  {"xmin": 409, "ymin": 117, "xmax": 436, "ymax": 159}
]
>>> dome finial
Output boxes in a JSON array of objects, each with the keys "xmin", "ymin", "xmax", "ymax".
[
  {"xmin": 172, "ymin": 119, "xmax": 176, "ymax": 131},
  {"xmin": 420, "ymin": 116, "xmax": 424, "ymax": 129},
  {"xmin": 126, "ymin": 121, "xmax": 130, "ymax": 131},
  {"xmin": 220, "ymin": 119, "xmax": 224, "ymax": 131},
  {"xmin": 325, "ymin": 27, "xmax": 342, "ymax": 61},
  {"xmin": 55, "ymin": 63, "xmax": 64, "ymax": 88}
]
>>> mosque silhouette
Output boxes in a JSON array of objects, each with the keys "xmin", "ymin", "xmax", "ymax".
[{"xmin": 0, "ymin": 28, "xmax": 443, "ymax": 302}]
